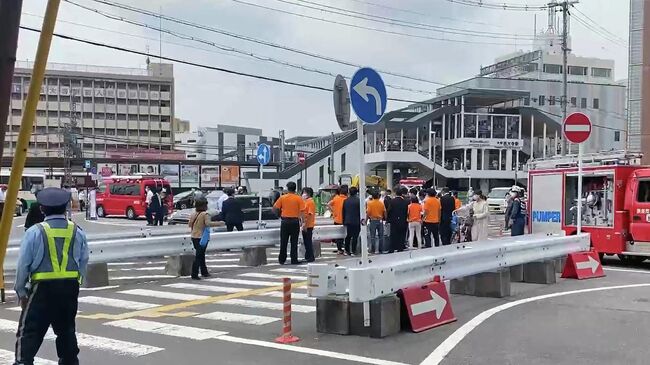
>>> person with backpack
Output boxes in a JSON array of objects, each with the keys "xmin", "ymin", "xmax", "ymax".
[{"xmin": 188, "ymin": 198, "xmax": 224, "ymax": 280}]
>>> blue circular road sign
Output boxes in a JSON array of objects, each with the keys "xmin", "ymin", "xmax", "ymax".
[
  {"xmin": 256, "ymin": 143, "xmax": 271, "ymax": 165},
  {"xmin": 350, "ymin": 67, "xmax": 387, "ymax": 125}
]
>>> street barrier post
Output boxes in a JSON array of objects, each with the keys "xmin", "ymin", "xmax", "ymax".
[{"xmin": 275, "ymin": 277, "xmax": 300, "ymax": 344}]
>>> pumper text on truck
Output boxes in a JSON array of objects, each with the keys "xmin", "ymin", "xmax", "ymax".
[{"xmin": 528, "ymin": 151, "xmax": 650, "ymax": 264}]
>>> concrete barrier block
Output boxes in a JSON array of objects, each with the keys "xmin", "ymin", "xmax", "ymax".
[
  {"xmin": 523, "ymin": 260, "xmax": 557, "ymax": 284},
  {"xmin": 165, "ymin": 254, "xmax": 194, "ymax": 276},
  {"xmin": 349, "ymin": 295, "xmax": 401, "ymax": 338},
  {"xmin": 239, "ymin": 247, "xmax": 268, "ymax": 267},
  {"xmin": 83, "ymin": 262, "xmax": 109, "ymax": 288},
  {"xmin": 555, "ymin": 257, "xmax": 567, "ymax": 274},
  {"xmin": 316, "ymin": 296, "xmax": 350, "ymax": 335},
  {"xmin": 313, "ymin": 240, "xmax": 322, "ymax": 258},
  {"xmin": 474, "ymin": 269, "xmax": 511, "ymax": 298},
  {"xmin": 510, "ymin": 264, "xmax": 524, "ymax": 282},
  {"xmin": 450, "ymin": 276, "xmax": 476, "ymax": 295}
]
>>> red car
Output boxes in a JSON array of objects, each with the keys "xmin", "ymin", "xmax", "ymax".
[{"xmin": 96, "ymin": 176, "xmax": 173, "ymax": 219}]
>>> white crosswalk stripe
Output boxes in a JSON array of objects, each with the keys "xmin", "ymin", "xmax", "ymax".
[
  {"xmin": 207, "ymin": 265, "xmax": 244, "ymax": 269},
  {"xmin": 271, "ymin": 268, "xmax": 307, "ymax": 274},
  {"xmin": 196, "ymin": 311, "xmax": 280, "ymax": 325},
  {"xmin": 109, "ymin": 267, "xmax": 166, "ymax": 272},
  {"xmin": 163, "ymin": 283, "xmax": 249, "ymax": 293},
  {"xmin": 261, "ymin": 291, "xmax": 314, "ymax": 300},
  {"xmin": 78, "ymin": 296, "xmax": 159, "ymax": 310},
  {"xmin": 0, "ymin": 318, "xmax": 163, "ymax": 357},
  {"xmin": 239, "ymin": 272, "xmax": 307, "ymax": 281},
  {"xmin": 206, "ymin": 278, "xmax": 282, "ymax": 287},
  {"xmin": 118, "ymin": 289, "xmax": 209, "ymax": 301},
  {"xmin": 110, "ymin": 275, "xmax": 176, "ymax": 281},
  {"xmin": 205, "ymin": 258, "xmax": 239, "ymax": 263},
  {"xmin": 220, "ymin": 299, "xmax": 315, "ymax": 313},
  {"xmin": 0, "ymin": 348, "xmax": 57, "ymax": 364},
  {"xmin": 105, "ymin": 319, "xmax": 228, "ymax": 340}
]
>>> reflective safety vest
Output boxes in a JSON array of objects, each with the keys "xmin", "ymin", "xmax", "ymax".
[{"xmin": 31, "ymin": 221, "xmax": 80, "ymax": 282}]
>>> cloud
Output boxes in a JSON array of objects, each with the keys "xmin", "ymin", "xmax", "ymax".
[{"xmin": 16, "ymin": 0, "xmax": 629, "ymax": 138}]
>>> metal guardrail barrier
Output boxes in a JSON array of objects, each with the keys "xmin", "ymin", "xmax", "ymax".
[
  {"xmin": 3, "ymin": 225, "xmax": 346, "ymax": 270},
  {"xmin": 307, "ymin": 233, "xmax": 591, "ymax": 302}
]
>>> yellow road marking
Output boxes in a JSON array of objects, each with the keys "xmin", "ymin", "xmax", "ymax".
[{"xmin": 78, "ymin": 281, "xmax": 308, "ymax": 320}]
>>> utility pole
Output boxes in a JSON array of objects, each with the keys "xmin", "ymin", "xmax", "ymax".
[
  {"xmin": 0, "ymin": 1, "xmax": 23, "ymax": 161},
  {"xmin": 279, "ymin": 129, "xmax": 285, "ymax": 170},
  {"xmin": 330, "ymin": 132, "xmax": 335, "ymax": 184},
  {"xmin": 552, "ymin": 0, "xmax": 578, "ymax": 155}
]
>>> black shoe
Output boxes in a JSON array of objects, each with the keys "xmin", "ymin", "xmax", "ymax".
[
  {"xmin": 191, "ymin": 276, "xmax": 201, "ymax": 280},
  {"xmin": 290, "ymin": 260, "xmax": 302, "ymax": 265},
  {"xmin": 201, "ymin": 273, "xmax": 211, "ymax": 278}
]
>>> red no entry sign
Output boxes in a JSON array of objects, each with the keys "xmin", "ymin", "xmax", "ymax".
[{"xmin": 563, "ymin": 112, "xmax": 592, "ymax": 144}]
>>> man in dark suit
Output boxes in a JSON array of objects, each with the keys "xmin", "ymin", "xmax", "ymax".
[
  {"xmin": 386, "ymin": 187, "xmax": 409, "ymax": 253},
  {"xmin": 439, "ymin": 187, "xmax": 456, "ymax": 245},
  {"xmin": 221, "ymin": 188, "xmax": 244, "ymax": 231}
]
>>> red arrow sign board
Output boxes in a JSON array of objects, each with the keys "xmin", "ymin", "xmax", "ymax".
[
  {"xmin": 398, "ymin": 281, "xmax": 456, "ymax": 333},
  {"xmin": 561, "ymin": 251, "xmax": 605, "ymax": 279},
  {"xmin": 563, "ymin": 112, "xmax": 592, "ymax": 144}
]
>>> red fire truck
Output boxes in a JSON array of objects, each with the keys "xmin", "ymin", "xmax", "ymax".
[{"xmin": 528, "ymin": 151, "xmax": 650, "ymax": 264}]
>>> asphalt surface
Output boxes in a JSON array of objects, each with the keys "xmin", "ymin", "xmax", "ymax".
[{"xmin": 1, "ymin": 214, "xmax": 649, "ymax": 364}]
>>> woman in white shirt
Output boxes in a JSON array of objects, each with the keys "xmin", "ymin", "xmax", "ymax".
[{"xmin": 470, "ymin": 190, "xmax": 490, "ymax": 242}]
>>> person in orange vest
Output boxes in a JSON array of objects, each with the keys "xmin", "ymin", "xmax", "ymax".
[
  {"xmin": 301, "ymin": 187, "xmax": 316, "ymax": 262},
  {"xmin": 366, "ymin": 190, "xmax": 386, "ymax": 254},
  {"xmin": 423, "ymin": 188, "xmax": 442, "ymax": 247},
  {"xmin": 453, "ymin": 191, "xmax": 462, "ymax": 211},
  {"xmin": 273, "ymin": 182, "xmax": 306, "ymax": 265},
  {"xmin": 407, "ymin": 196, "xmax": 423, "ymax": 248},
  {"xmin": 328, "ymin": 185, "xmax": 348, "ymax": 255}
]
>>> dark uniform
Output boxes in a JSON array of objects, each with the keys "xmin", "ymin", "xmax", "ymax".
[{"xmin": 14, "ymin": 188, "xmax": 89, "ymax": 365}]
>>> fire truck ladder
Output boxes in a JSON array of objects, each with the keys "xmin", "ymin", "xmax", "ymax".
[{"xmin": 529, "ymin": 150, "xmax": 643, "ymax": 169}]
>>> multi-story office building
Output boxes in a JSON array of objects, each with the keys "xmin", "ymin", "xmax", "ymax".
[
  {"xmin": 628, "ymin": 0, "xmax": 649, "ymax": 162},
  {"xmin": 174, "ymin": 124, "xmax": 281, "ymax": 162},
  {"xmin": 6, "ymin": 61, "xmax": 174, "ymax": 158}
]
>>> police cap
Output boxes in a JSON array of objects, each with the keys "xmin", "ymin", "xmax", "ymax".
[{"xmin": 37, "ymin": 187, "xmax": 71, "ymax": 207}]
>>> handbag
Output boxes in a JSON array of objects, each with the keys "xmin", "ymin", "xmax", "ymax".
[{"xmin": 198, "ymin": 212, "xmax": 210, "ymax": 247}]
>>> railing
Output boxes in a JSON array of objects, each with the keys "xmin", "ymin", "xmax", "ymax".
[
  {"xmin": 308, "ymin": 233, "xmax": 590, "ymax": 302},
  {"xmin": 3, "ymin": 225, "xmax": 346, "ymax": 270}
]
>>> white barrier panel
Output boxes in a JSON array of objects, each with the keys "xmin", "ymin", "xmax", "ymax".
[
  {"xmin": 307, "ymin": 233, "xmax": 591, "ymax": 302},
  {"xmin": 3, "ymin": 225, "xmax": 346, "ymax": 270}
]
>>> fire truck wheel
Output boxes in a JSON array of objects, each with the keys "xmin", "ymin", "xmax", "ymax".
[{"xmin": 618, "ymin": 254, "xmax": 646, "ymax": 265}]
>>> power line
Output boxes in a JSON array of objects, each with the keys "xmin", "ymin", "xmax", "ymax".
[
  {"xmin": 18, "ymin": 25, "xmax": 421, "ymax": 104},
  {"xmin": 274, "ymin": 0, "xmax": 538, "ymax": 39},
  {"xmin": 570, "ymin": 9, "xmax": 627, "ymax": 48},
  {"xmin": 230, "ymin": 0, "xmax": 535, "ymax": 46},
  {"xmin": 445, "ymin": 0, "xmax": 550, "ymax": 11},
  {"xmin": 62, "ymin": 0, "xmax": 435, "ymax": 95},
  {"xmin": 76, "ymin": 0, "xmax": 462, "ymax": 88},
  {"xmin": 570, "ymin": 6, "xmax": 627, "ymax": 44}
]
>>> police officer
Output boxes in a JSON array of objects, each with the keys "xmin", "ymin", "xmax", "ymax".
[{"xmin": 14, "ymin": 187, "xmax": 89, "ymax": 365}]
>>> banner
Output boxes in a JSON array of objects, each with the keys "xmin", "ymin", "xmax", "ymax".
[
  {"xmin": 201, "ymin": 166, "xmax": 220, "ymax": 187},
  {"xmin": 98, "ymin": 163, "xmax": 117, "ymax": 177},
  {"xmin": 118, "ymin": 164, "xmax": 138, "ymax": 176},
  {"xmin": 160, "ymin": 164, "xmax": 180, "ymax": 187},
  {"xmin": 139, "ymin": 164, "xmax": 159, "ymax": 175},
  {"xmin": 221, "ymin": 165, "xmax": 240, "ymax": 187},
  {"xmin": 181, "ymin": 165, "xmax": 200, "ymax": 187}
]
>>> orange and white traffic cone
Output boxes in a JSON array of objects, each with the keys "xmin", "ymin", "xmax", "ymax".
[{"xmin": 275, "ymin": 277, "xmax": 300, "ymax": 344}]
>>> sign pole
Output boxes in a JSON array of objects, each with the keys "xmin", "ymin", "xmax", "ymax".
[
  {"xmin": 577, "ymin": 143, "xmax": 583, "ymax": 233},
  {"xmin": 258, "ymin": 165, "xmax": 263, "ymax": 228},
  {"xmin": 256, "ymin": 143, "xmax": 271, "ymax": 229},
  {"xmin": 356, "ymin": 119, "xmax": 370, "ymax": 327}
]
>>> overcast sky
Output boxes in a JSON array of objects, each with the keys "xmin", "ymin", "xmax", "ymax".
[{"xmin": 16, "ymin": 0, "xmax": 629, "ymax": 138}]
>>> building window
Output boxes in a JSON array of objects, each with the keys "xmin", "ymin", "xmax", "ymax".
[
  {"xmin": 340, "ymin": 153, "xmax": 346, "ymax": 172},
  {"xmin": 591, "ymin": 67, "xmax": 612, "ymax": 78},
  {"xmin": 614, "ymin": 131, "xmax": 620, "ymax": 142},
  {"xmin": 186, "ymin": 139, "xmax": 196, "ymax": 143},
  {"xmin": 319, "ymin": 165, "xmax": 324, "ymax": 185},
  {"xmin": 581, "ymin": 98, "xmax": 587, "ymax": 108},
  {"xmin": 570, "ymin": 97, "xmax": 577, "ymax": 107},
  {"xmin": 538, "ymin": 95, "xmax": 545, "ymax": 106},
  {"xmin": 523, "ymin": 63, "xmax": 539, "ymax": 73},
  {"xmin": 593, "ymin": 98, "xmax": 600, "ymax": 109},
  {"xmin": 523, "ymin": 97, "xmax": 530, "ymax": 106},
  {"xmin": 568, "ymin": 66, "xmax": 588, "ymax": 76},
  {"xmin": 549, "ymin": 96, "xmax": 556, "ymax": 106},
  {"xmin": 543, "ymin": 64, "xmax": 563, "ymax": 74}
]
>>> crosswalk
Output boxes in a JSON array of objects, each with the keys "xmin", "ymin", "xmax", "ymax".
[{"xmin": 0, "ymin": 261, "xmax": 322, "ymax": 363}]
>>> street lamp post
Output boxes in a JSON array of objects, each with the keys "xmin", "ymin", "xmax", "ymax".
[{"xmin": 431, "ymin": 131, "xmax": 437, "ymax": 188}]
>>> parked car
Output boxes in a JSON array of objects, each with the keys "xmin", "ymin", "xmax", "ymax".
[
  {"xmin": 168, "ymin": 194, "xmax": 277, "ymax": 225},
  {"xmin": 96, "ymin": 176, "xmax": 173, "ymax": 219},
  {"xmin": 486, "ymin": 187, "xmax": 512, "ymax": 213},
  {"xmin": 173, "ymin": 189, "xmax": 207, "ymax": 210}
]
